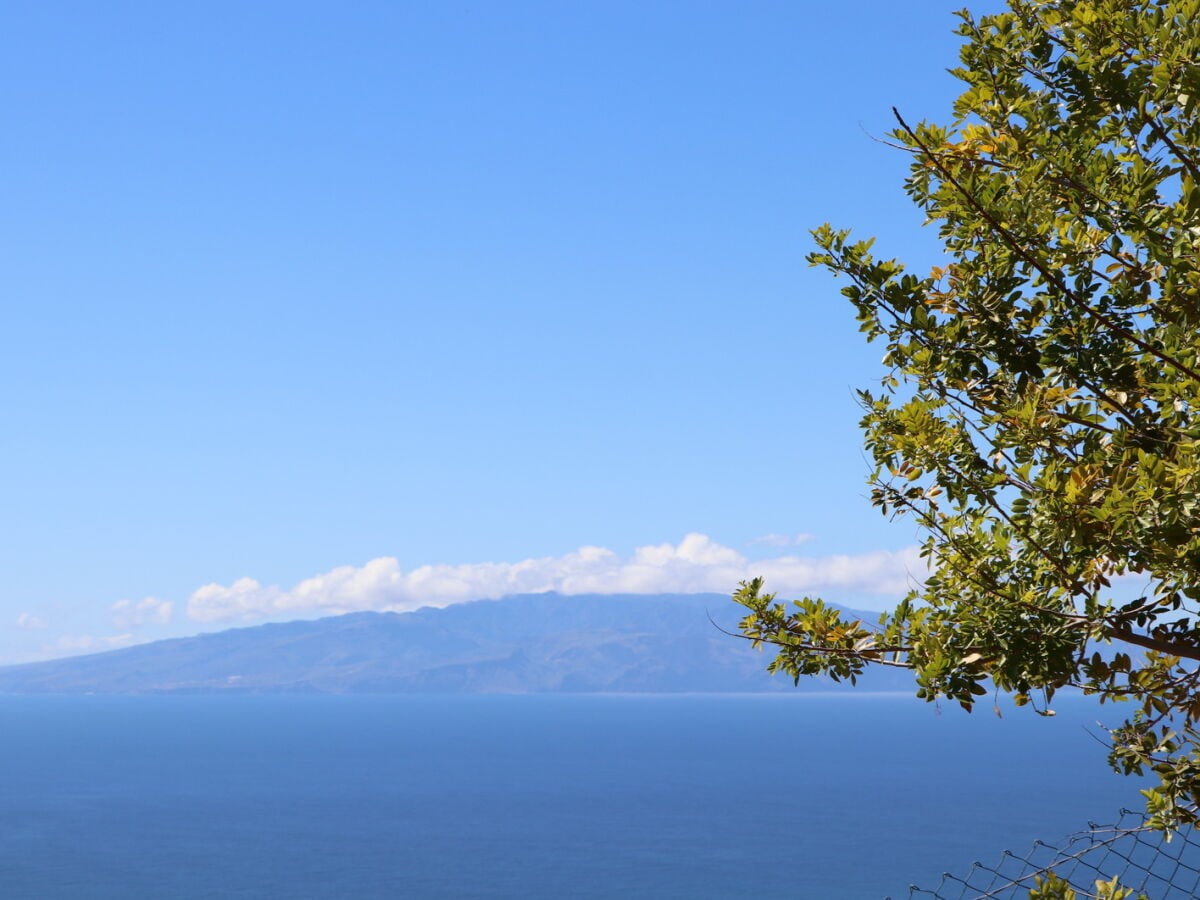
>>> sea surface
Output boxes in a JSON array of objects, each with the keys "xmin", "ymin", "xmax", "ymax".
[{"xmin": 0, "ymin": 693, "xmax": 1143, "ymax": 898}]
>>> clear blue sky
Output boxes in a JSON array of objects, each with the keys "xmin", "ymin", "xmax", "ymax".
[{"xmin": 1, "ymin": 1, "xmax": 1005, "ymax": 661}]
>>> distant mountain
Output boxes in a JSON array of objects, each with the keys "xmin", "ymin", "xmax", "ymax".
[{"xmin": 0, "ymin": 592, "xmax": 914, "ymax": 694}]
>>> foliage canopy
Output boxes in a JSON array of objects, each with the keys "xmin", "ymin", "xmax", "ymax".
[{"xmin": 736, "ymin": 0, "xmax": 1200, "ymax": 830}]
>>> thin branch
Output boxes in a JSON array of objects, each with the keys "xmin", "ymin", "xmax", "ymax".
[
  {"xmin": 1144, "ymin": 114, "xmax": 1200, "ymax": 186},
  {"xmin": 893, "ymin": 107, "xmax": 1200, "ymax": 387}
]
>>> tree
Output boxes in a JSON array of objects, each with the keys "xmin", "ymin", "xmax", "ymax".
[{"xmin": 735, "ymin": 0, "xmax": 1200, "ymax": 831}]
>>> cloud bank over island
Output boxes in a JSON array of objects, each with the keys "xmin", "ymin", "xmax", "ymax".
[
  {"xmin": 111, "ymin": 597, "xmax": 174, "ymax": 629},
  {"xmin": 186, "ymin": 533, "xmax": 924, "ymax": 625}
]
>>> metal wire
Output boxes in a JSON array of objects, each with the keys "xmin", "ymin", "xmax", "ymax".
[{"xmin": 887, "ymin": 809, "xmax": 1200, "ymax": 899}]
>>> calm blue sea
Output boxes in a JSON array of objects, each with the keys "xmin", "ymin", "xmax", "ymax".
[{"xmin": 0, "ymin": 694, "xmax": 1140, "ymax": 898}]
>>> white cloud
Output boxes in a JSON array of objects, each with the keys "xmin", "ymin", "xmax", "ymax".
[
  {"xmin": 188, "ymin": 578, "xmax": 283, "ymax": 623},
  {"xmin": 186, "ymin": 533, "xmax": 925, "ymax": 625},
  {"xmin": 749, "ymin": 533, "xmax": 816, "ymax": 548},
  {"xmin": 16, "ymin": 612, "xmax": 47, "ymax": 630},
  {"xmin": 55, "ymin": 633, "xmax": 135, "ymax": 653},
  {"xmin": 111, "ymin": 596, "xmax": 174, "ymax": 629}
]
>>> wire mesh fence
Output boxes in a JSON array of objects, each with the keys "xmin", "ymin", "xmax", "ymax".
[{"xmin": 890, "ymin": 809, "xmax": 1200, "ymax": 899}]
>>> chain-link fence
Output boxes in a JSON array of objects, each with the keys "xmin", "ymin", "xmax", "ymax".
[{"xmin": 887, "ymin": 809, "xmax": 1200, "ymax": 899}]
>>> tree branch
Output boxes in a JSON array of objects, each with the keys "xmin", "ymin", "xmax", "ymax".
[
  {"xmin": 1106, "ymin": 625, "xmax": 1200, "ymax": 662},
  {"xmin": 893, "ymin": 107, "xmax": 1200, "ymax": 387}
]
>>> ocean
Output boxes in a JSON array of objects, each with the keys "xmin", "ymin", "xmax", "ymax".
[{"xmin": 0, "ymin": 693, "xmax": 1141, "ymax": 898}]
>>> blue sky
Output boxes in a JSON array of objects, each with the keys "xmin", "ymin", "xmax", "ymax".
[{"xmin": 2, "ymin": 1, "xmax": 1005, "ymax": 661}]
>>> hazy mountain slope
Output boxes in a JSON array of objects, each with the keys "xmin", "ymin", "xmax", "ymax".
[{"xmin": 0, "ymin": 592, "xmax": 913, "ymax": 694}]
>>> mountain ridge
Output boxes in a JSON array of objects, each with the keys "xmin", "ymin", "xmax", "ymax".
[{"xmin": 0, "ymin": 592, "xmax": 913, "ymax": 694}]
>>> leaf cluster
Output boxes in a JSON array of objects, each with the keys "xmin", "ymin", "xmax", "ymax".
[
  {"xmin": 737, "ymin": 0, "xmax": 1200, "ymax": 831},
  {"xmin": 1029, "ymin": 871, "xmax": 1147, "ymax": 899}
]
